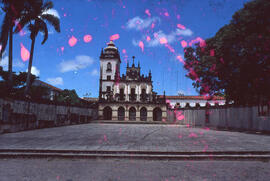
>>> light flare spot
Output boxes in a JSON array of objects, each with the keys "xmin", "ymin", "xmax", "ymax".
[
  {"xmin": 145, "ymin": 9, "xmax": 151, "ymax": 16},
  {"xmin": 146, "ymin": 36, "xmax": 151, "ymax": 42},
  {"xmin": 20, "ymin": 43, "xmax": 30, "ymax": 62},
  {"xmin": 110, "ymin": 34, "xmax": 120, "ymax": 41},
  {"xmin": 176, "ymin": 55, "xmax": 185, "ymax": 64},
  {"xmin": 122, "ymin": 49, "xmax": 126, "ymax": 54},
  {"xmin": 189, "ymin": 133, "xmax": 198, "ymax": 138},
  {"xmin": 177, "ymin": 24, "xmax": 186, "ymax": 30},
  {"xmin": 151, "ymin": 23, "xmax": 155, "ymax": 29},
  {"xmin": 83, "ymin": 34, "xmax": 92, "ymax": 43},
  {"xmin": 68, "ymin": 36, "xmax": 77, "ymax": 47},
  {"xmin": 138, "ymin": 41, "xmax": 144, "ymax": 52},
  {"xmin": 60, "ymin": 46, "xmax": 64, "ymax": 52},
  {"xmin": 159, "ymin": 37, "xmax": 167, "ymax": 44},
  {"xmin": 181, "ymin": 40, "xmax": 188, "ymax": 48},
  {"xmin": 164, "ymin": 12, "xmax": 169, "ymax": 17},
  {"xmin": 189, "ymin": 37, "xmax": 206, "ymax": 47}
]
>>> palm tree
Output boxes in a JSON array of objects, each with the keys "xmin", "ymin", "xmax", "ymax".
[
  {"xmin": 0, "ymin": 0, "xmax": 28, "ymax": 89},
  {"xmin": 14, "ymin": 0, "xmax": 60, "ymax": 96}
]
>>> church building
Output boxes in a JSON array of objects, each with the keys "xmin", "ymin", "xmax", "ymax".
[{"xmin": 98, "ymin": 41, "xmax": 167, "ymax": 121}]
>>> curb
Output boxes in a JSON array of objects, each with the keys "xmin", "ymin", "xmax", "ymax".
[{"xmin": 0, "ymin": 149, "xmax": 270, "ymax": 161}]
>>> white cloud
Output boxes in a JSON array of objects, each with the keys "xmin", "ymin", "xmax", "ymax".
[
  {"xmin": 46, "ymin": 77, "xmax": 63, "ymax": 86},
  {"xmin": 26, "ymin": 66, "xmax": 40, "ymax": 76},
  {"xmin": 126, "ymin": 16, "xmax": 160, "ymax": 31},
  {"xmin": 91, "ymin": 69, "xmax": 98, "ymax": 76},
  {"xmin": 0, "ymin": 56, "xmax": 25, "ymax": 71},
  {"xmin": 59, "ymin": 55, "xmax": 94, "ymax": 73},
  {"xmin": 43, "ymin": 9, "xmax": 60, "ymax": 19},
  {"xmin": 132, "ymin": 28, "xmax": 193, "ymax": 48}
]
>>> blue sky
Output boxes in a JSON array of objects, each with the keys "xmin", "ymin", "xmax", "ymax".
[{"xmin": 0, "ymin": 0, "xmax": 250, "ymax": 97}]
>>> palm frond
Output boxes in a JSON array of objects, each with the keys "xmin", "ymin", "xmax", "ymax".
[
  {"xmin": 14, "ymin": 15, "xmax": 32, "ymax": 33},
  {"xmin": 41, "ymin": 1, "xmax": 53, "ymax": 12},
  {"xmin": 36, "ymin": 18, "xmax": 48, "ymax": 44},
  {"xmin": 0, "ymin": 14, "xmax": 11, "ymax": 57},
  {"xmin": 40, "ymin": 14, "xmax": 60, "ymax": 32}
]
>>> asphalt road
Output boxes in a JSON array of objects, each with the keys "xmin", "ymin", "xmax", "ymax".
[
  {"xmin": 0, "ymin": 123, "xmax": 270, "ymax": 152},
  {"xmin": 0, "ymin": 158, "xmax": 269, "ymax": 181}
]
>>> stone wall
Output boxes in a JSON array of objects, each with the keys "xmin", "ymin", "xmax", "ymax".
[
  {"xmin": 167, "ymin": 105, "xmax": 270, "ymax": 132},
  {"xmin": 0, "ymin": 98, "xmax": 98, "ymax": 134}
]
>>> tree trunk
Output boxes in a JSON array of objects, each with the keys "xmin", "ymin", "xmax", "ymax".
[
  {"xmin": 24, "ymin": 36, "xmax": 36, "ymax": 96},
  {"xmin": 8, "ymin": 26, "xmax": 13, "ymax": 89}
]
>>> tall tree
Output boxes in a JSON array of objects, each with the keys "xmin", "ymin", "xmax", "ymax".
[
  {"xmin": 0, "ymin": 0, "xmax": 28, "ymax": 89},
  {"xmin": 184, "ymin": 0, "xmax": 270, "ymax": 105},
  {"xmin": 14, "ymin": 0, "xmax": 60, "ymax": 96}
]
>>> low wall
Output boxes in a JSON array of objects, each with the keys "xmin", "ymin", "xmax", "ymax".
[
  {"xmin": 0, "ymin": 98, "xmax": 98, "ymax": 134},
  {"xmin": 167, "ymin": 105, "xmax": 270, "ymax": 132}
]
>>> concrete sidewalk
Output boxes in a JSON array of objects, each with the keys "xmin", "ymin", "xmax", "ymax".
[{"xmin": 0, "ymin": 123, "xmax": 270, "ymax": 152}]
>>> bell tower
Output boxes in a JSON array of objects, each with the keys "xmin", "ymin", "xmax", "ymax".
[{"xmin": 99, "ymin": 41, "xmax": 121, "ymax": 100}]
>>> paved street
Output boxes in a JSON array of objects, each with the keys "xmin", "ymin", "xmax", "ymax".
[
  {"xmin": 0, "ymin": 123, "xmax": 270, "ymax": 152},
  {"xmin": 0, "ymin": 158, "xmax": 269, "ymax": 181}
]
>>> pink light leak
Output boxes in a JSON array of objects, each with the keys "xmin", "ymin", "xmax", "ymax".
[
  {"xmin": 146, "ymin": 36, "xmax": 151, "ymax": 42},
  {"xmin": 165, "ymin": 44, "xmax": 175, "ymax": 53},
  {"xmin": 174, "ymin": 110, "xmax": 184, "ymax": 121},
  {"xmin": 189, "ymin": 37, "xmax": 206, "ymax": 47},
  {"xmin": 177, "ymin": 24, "xmax": 186, "ymax": 30},
  {"xmin": 145, "ymin": 9, "xmax": 151, "ymax": 16},
  {"xmin": 20, "ymin": 43, "xmax": 30, "ymax": 62},
  {"xmin": 151, "ymin": 23, "xmax": 155, "ymax": 29},
  {"xmin": 60, "ymin": 46, "xmax": 64, "ymax": 52},
  {"xmin": 83, "ymin": 34, "xmax": 92, "ymax": 43},
  {"xmin": 177, "ymin": 14, "xmax": 181, "ymax": 19},
  {"xmin": 122, "ymin": 49, "xmax": 126, "ymax": 54},
  {"xmin": 210, "ymin": 49, "xmax": 215, "ymax": 56},
  {"xmin": 176, "ymin": 55, "xmax": 185, "ymax": 64},
  {"xmin": 104, "ymin": 135, "xmax": 107, "ymax": 142},
  {"xmin": 181, "ymin": 40, "xmax": 188, "ymax": 48},
  {"xmin": 159, "ymin": 37, "xmax": 168, "ymax": 44},
  {"xmin": 110, "ymin": 34, "xmax": 120, "ymax": 41},
  {"xmin": 68, "ymin": 36, "xmax": 77, "ymax": 47},
  {"xmin": 189, "ymin": 133, "xmax": 198, "ymax": 138},
  {"xmin": 138, "ymin": 41, "xmax": 144, "ymax": 52},
  {"xmin": 164, "ymin": 12, "xmax": 169, "ymax": 17}
]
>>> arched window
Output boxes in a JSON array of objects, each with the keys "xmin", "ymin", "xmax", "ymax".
[
  {"xmin": 153, "ymin": 107, "xmax": 162, "ymax": 121},
  {"xmin": 107, "ymin": 62, "xmax": 112, "ymax": 71},
  {"xmin": 140, "ymin": 107, "xmax": 147, "ymax": 121},
  {"xmin": 129, "ymin": 107, "xmax": 136, "ymax": 121},
  {"xmin": 103, "ymin": 106, "xmax": 112, "ymax": 120},
  {"xmin": 118, "ymin": 107, "xmax": 125, "ymax": 120}
]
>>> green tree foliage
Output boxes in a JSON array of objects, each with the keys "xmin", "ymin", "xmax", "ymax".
[
  {"xmin": 56, "ymin": 89, "xmax": 81, "ymax": 106},
  {"xmin": 0, "ymin": 66, "xmax": 49, "ymax": 100},
  {"xmin": 184, "ymin": 0, "xmax": 270, "ymax": 105}
]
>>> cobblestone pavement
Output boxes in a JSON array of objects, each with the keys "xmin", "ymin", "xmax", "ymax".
[
  {"xmin": 0, "ymin": 123, "xmax": 270, "ymax": 152},
  {"xmin": 0, "ymin": 158, "xmax": 269, "ymax": 181}
]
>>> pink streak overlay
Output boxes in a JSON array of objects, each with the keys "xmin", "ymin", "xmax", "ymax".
[
  {"xmin": 68, "ymin": 36, "xmax": 77, "ymax": 47},
  {"xmin": 83, "ymin": 34, "xmax": 92, "ymax": 43},
  {"xmin": 145, "ymin": 9, "xmax": 151, "ymax": 16},
  {"xmin": 181, "ymin": 40, "xmax": 188, "ymax": 48},
  {"xmin": 177, "ymin": 24, "xmax": 186, "ymax": 30},
  {"xmin": 139, "ymin": 41, "xmax": 144, "ymax": 52},
  {"xmin": 20, "ymin": 43, "xmax": 30, "ymax": 62},
  {"xmin": 110, "ymin": 34, "xmax": 120, "ymax": 41}
]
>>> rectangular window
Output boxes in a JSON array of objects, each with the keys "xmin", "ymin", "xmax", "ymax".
[
  {"xmin": 106, "ymin": 86, "xmax": 111, "ymax": 92},
  {"xmin": 107, "ymin": 76, "xmax": 111, "ymax": 80}
]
